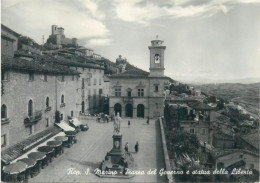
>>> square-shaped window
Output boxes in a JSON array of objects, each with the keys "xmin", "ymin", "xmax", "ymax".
[
  {"xmin": 88, "ymin": 78, "xmax": 91, "ymax": 86},
  {"xmin": 1, "ymin": 134, "xmax": 6, "ymax": 147},
  {"xmin": 115, "ymin": 88, "xmax": 121, "ymax": 96},
  {"xmin": 128, "ymin": 91, "xmax": 131, "ymax": 97},
  {"xmin": 29, "ymin": 71, "xmax": 34, "ymax": 81},
  {"xmin": 190, "ymin": 128, "xmax": 195, "ymax": 134},
  {"xmin": 44, "ymin": 73, "xmax": 47, "ymax": 81},
  {"xmin": 46, "ymin": 118, "xmax": 49, "ymax": 128},
  {"xmin": 138, "ymin": 89, "xmax": 144, "ymax": 97},
  {"xmin": 1, "ymin": 70, "xmax": 9, "ymax": 81},
  {"xmin": 155, "ymin": 85, "xmax": 159, "ymax": 92}
]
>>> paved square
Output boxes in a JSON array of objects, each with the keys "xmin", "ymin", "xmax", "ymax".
[{"xmin": 29, "ymin": 118, "xmax": 167, "ymax": 182}]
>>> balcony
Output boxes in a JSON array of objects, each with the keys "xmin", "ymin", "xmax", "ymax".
[
  {"xmin": 60, "ymin": 103, "xmax": 66, "ymax": 108},
  {"xmin": 24, "ymin": 110, "xmax": 42, "ymax": 127},
  {"xmin": 1, "ymin": 118, "xmax": 10, "ymax": 125},
  {"xmin": 123, "ymin": 97, "xmax": 133, "ymax": 104},
  {"xmin": 45, "ymin": 106, "xmax": 52, "ymax": 112}
]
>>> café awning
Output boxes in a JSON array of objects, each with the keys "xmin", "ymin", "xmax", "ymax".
[
  {"xmin": 55, "ymin": 121, "xmax": 75, "ymax": 132},
  {"xmin": 3, "ymin": 161, "xmax": 27, "ymax": 175}
]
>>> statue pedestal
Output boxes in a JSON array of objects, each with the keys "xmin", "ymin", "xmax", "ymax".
[
  {"xmin": 98, "ymin": 133, "xmax": 134, "ymax": 178},
  {"xmin": 108, "ymin": 134, "xmax": 123, "ymax": 164}
]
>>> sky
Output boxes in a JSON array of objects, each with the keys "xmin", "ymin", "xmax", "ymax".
[{"xmin": 2, "ymin": 0, "xmax": 260, "ymax": 83}]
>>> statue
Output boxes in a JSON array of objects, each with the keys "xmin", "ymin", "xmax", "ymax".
[{"xmin": 113, "ymin": 112, "xmax": 121, "ymax": 134}]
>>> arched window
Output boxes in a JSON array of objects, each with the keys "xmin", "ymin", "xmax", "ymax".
[
  {"xmin": 61, "ymin": 95, "xmax": 64, "ymax": 103},
  {"xmin": 28, "ymin": 100, "xmax": 33, "ymax": 117},
  {"xmin": 46, "ymin": 97, "xmax": 49, "ymax": 107},
  {"xmin": 1, "ymin": 104, "xmax": 7, "ymax": 119}
]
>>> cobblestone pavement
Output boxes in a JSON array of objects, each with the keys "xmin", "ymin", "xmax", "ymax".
[{"xmin": 29, "ymin": 118, "xmax": 167, "ymax": 182}]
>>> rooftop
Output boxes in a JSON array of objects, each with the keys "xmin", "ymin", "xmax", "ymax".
[
  {"xmin": 188, "ymin": 101, "xmax": 213, "ymax": 110},
  {"xmin": 241, "ymin": 131, "xmax": 259, "ymax": 150},
  {"xmin": 1, "ymin": 24, "xmax": 20, "ymax": 37},
  {"xmin": 2, "ymin": 55, "xmax": 80, "ymax": 75}
]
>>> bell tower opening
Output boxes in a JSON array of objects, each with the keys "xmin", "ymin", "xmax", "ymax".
[{"xmin": 148, "ymin": 35, "xmax": 166, "ymax": 77}]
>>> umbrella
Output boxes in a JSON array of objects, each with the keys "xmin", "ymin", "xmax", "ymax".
[
  {"xmin": 47, "ymin": 140, "xmax": 62, "ymax": 147},
  {"xmin": 65, "ymin": 131, "xmax": 76, "ymax": 136},
  {"xmin": 55, "ymin": 136, "xmax": 68, "ymax": 142},
  {"xmin": 3, "ymin": 161, "xmax": 27, "ymax": 175},
  {"xmin": 38, "ymin": 146, "xmax": 54, "ymax": 154},
  {"xmin": 18, "ymin": 158, "xmax": 37, "ymax": 168},
  {"xmin": 27, "ymin": 152, "xmax": 46, "ymax": 161}
]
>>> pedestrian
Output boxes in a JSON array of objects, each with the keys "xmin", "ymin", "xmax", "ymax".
[
  {"xmin": 128, "ymin": 120, "xmax": 130, "ymax": 127},
  {"xmin": 147, "ymin": 118, "xmax": 149, "ymax": 125},
  {"xmin": 125, "ymin": 142, "xmax": 129, "ymax": 152},
  {"xmin": 135, "ymin": 141, "xmax": 139, "ymax": 152}
]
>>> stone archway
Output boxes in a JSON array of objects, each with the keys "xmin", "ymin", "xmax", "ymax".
[
  {"xmin": 137, "ymin": 104, "xmax": 145, "ymax": 118},
  {"xmin": 125, "ymin": 104, "xmax": 133, "ymax": 117},
  {"xmin": 114, "ymin": 103, "xmax": 122, "ymax": 116}
]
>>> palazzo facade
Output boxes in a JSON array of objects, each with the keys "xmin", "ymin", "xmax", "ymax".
[{"xmin": 109, "ymin": 38, "xmax": 170, "ymax": 118}]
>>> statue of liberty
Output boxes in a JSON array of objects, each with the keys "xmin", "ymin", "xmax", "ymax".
[{"xmin": 113, "ymin": 112, "xmax": 121, "ymax": 134}]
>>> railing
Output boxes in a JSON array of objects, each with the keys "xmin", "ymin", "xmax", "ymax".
[
  {"xmin": 60, "ymin": 103, "xmax": 66, "ymax": 108},
  {"xmin": 24, "ymin": 110, "xmax": 42, "ymax": 127},
  {"xmin": 45, "ymin": 106, "xmax": 52, "ymax": 112},
  {"xmin": 1, "ymin": 118, "xmax": 10, "ymax": 125},
  {"xmin": 122, "ymin": 97, "xmax": 133, "ymax": 104}
]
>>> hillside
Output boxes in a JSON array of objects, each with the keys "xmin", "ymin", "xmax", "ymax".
[{"xmin": 196, "ymin": 83, "xmax": 260, "ymax": 118}]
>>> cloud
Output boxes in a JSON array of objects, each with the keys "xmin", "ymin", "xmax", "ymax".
[
  {"xmin": 1, "ymin": 0, "xmax": 109, "ymax": 44},
  {"xmin": 87, "ymin": 38, "xmax": 112, "ymax": 46},
  {"xmin": 113, "ymin": 0, "xmax": 260, "ymax": 24}
]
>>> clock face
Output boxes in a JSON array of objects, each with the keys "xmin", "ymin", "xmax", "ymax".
[
  {"xmin": 114, "ymin": 140, "xmax": 120, "ymax": 149},
  {"xmin": 154, "ymin": 54, "xmax": 160, "ymax": 63}
]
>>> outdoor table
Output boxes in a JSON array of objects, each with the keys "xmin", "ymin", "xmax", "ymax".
[
  {"xmin": 65, "ymin": 131, "xmax": 77, "ymax": 145},
  {"xmin": 55, "ymin": 136, "xmax": 69, "ymax": 152},
  {"xmin": 18, "ymin": 158, "xmax": 37, "ymax": 178},
  {"xmin": 38, "ymin": 146, "xmax": 55, "ymax": 163},
  {"xmin": 47, "ymin": 140, "xmax": 62, "ymax": 157},
  {"xmin": 27, "ymin": 152, "xmax": 46, "ymax": 172},
  {"xmin": 3, "ymin": 161, "xmax": 27, "ymax": 182}
]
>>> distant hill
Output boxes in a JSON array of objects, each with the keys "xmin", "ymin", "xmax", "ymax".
[
  {"xmin": 196, "ymin": 83, "xmax": 260, "ymax": 118},
  {"xmin": 180, "ymin": 77, "xmax": 260, "ymax": 85}
]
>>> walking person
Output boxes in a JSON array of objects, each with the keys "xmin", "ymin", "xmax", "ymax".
[
  {"xmin": 147, "ymin": 118, "xmax": 149, "ymax": 125},
  {"xmin": 125, "ymin": 142, "xmax": 129, "ymax": 152},
  {"xmin": 128, "ymin": 120, "xmax": 130, "ymax": 128},
  {"xmin": 135, "ymin": 141, "xmax": 139, "ymax": 153}
]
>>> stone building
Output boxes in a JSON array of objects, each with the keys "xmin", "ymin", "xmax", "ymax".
[
  {"xmin": 1, "ymin": 25, "xmax": 105, "ymax": 166},
  {"xmin": 109, "ymin": 38, "xmax": 170, "ymax": 118},
  {"xmin": 176, "ymin": 101, "xmax": 215, "ymax": 145},
  {"xmin": 47, "ymin": 25, "xmax": 78, "ymax": 46},
  {"xmin": 1, "ymin": 24, "xmax": 20, "ymax": 57},
  {"xmin": 1, "ymin": 55, "xmax": 80, "ymax": 153}
]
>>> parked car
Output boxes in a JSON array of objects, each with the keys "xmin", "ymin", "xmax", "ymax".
[{"xmin": 80, "ymin": 124, "xmax": 89, "ymax": 131}]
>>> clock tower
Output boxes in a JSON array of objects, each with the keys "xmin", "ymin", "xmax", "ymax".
[{"xmin": 148, "ymin": 36, "xmax": 166, "ymax": 77}]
